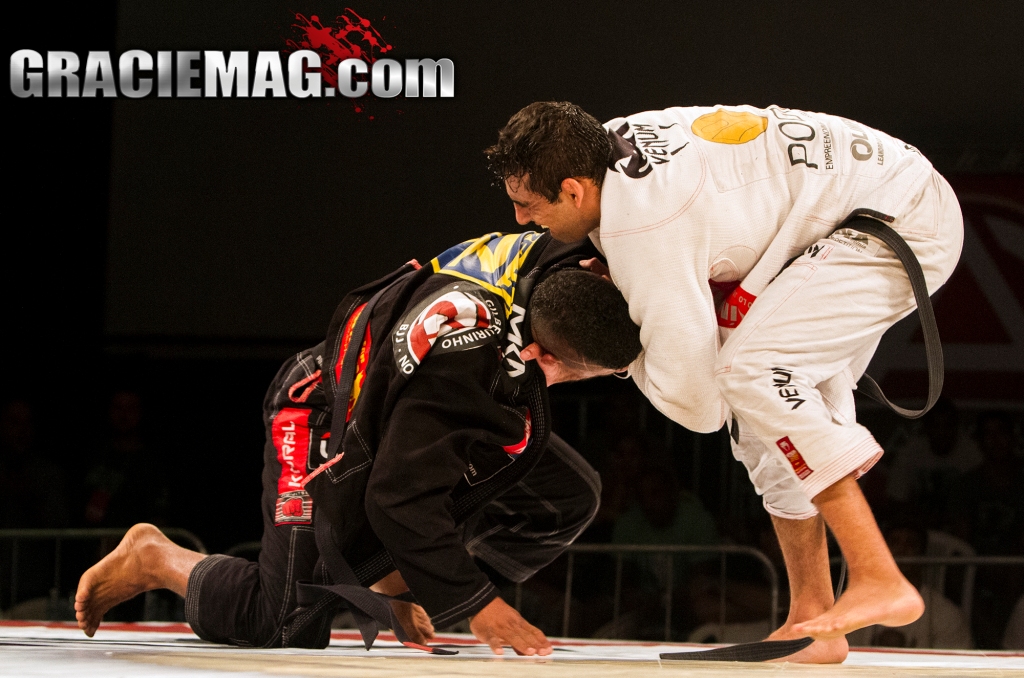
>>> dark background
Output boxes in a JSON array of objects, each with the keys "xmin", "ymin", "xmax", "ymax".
[{"xmin": 3, "ymin": 0, "xmax": 1022, "ymax": 572}]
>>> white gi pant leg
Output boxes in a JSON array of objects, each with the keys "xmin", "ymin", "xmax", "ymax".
[{"xmin": 716, "ymin": 171, "xmax": 963, "ymax": 515}]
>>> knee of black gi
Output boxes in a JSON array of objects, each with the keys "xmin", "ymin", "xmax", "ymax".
[
  {"xmin": 544, "ymin": 433, "xmax": 602, "ymax": 537},
  {"xmin": 185, "ymin": 554, "xmax": 282, "ymax": 648}
]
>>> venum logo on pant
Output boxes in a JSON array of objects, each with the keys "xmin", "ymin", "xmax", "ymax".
[
  {"xmin": 771, "ymin": 367, "xmax": 806, "ymax": 409},
  {"xmin": 776, "ymin": 436, "xmax": 814, "ymax": 479}
]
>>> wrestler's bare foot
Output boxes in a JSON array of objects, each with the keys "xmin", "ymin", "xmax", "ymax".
[
  {"xmin": 791, "ymin": 575, "xmax": 923, "ymax": 640},
  {"xmin": 75, "ymin": 523, "xmax": 200, "ymax": 637},
  {"xmin": 767, "ymin": 624, "xmax": 848, "ymax": 664}
]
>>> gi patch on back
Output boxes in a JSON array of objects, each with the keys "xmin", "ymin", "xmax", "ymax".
[{"xmin": 393, "ymin": 281, "xmax": 504, "ymax": 375}]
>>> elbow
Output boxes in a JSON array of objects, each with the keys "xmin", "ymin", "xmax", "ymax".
[
  {"xmin": 363, "ymin": 477, "xmax": 392, "ymax": 535},
  {"xmin": 647, "ymin": 387, "xmax": 728, "ymax": 434}
]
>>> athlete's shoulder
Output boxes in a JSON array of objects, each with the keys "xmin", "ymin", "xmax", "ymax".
[
  {"xmin": 391, "ymin": 277, "xmax": 506, "ymax": 378},
  {"xmin": 599, "ymin": 108, "xmax": 706, "ymax": 230}
]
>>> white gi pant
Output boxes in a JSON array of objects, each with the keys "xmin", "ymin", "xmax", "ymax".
[{"xmin": 715, "ymin": 171, "xmax": 963, "ymax": 519}]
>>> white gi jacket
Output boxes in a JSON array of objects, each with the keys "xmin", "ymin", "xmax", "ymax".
[{"xmin": 593, "ymin": 105, "xmax": 935, "ymax": 433}]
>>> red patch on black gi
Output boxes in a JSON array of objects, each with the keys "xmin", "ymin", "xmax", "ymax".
[{"xmin": 273, "ymin": 407, "xmax": 314, "ymax": 524}]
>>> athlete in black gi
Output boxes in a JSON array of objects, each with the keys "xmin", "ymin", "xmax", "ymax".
[{"xmin": 74, "ymin": 231, "xmax": 642, "ymax": 656}]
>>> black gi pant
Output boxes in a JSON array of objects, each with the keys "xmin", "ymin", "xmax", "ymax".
[{"xmin": 184, "ymin": 347, "xmax": 600, "ymax": 647}]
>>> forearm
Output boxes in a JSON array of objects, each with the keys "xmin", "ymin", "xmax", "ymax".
[{"xmin": 370, "ymin": 569, "xmax": 410, "ymax": 596}]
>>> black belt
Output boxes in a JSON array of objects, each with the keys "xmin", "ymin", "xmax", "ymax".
[
  {"xmin": 841, "ymin": 213, "xmax": 943, "ymax": 419},
  {"xmin": 286, "ymin": 263, "xmax": 456, "ymax": 654},
  {"xmin": 325, "ymin": 263, "xmax": 418, "ymax": 461}
]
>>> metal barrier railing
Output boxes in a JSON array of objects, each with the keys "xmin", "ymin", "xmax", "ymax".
[
  {"xmin": 0, "ymin": 528, "xmax": 208, "ymax": 611},
  {"xmin": 535, "ymin": 543, "xmax": 781, "ymax": 641}
]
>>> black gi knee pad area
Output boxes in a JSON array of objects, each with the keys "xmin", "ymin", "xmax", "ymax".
[{"xmin": 185, "ymin": 554, "xmax": 286, "ymax": 648}]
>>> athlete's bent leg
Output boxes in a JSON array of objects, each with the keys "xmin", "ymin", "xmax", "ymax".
[
  {"xmin": 716, "ymin": 173, "xmax": 960, "ymax": 645},
  {"xmin": 791, "ymin": 476, "xmax": 923, "ymax": 639},
  {"xmin": 185, "ymin": 347, "xmax": 325, "ymax": 647},
  {"xmin": 765, "ymin": 515, "xmax": 848, "ymax": 662},
  {"xmin": 730, "ymin": 418, "xmax": 847, "ymax": 662},
  {"xmin": 465, "ymin": 433, "xmax": 600, "ymax": 583}
]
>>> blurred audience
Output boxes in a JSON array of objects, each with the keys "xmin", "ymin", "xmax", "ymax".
[
  {"xmin": 586, "ymin": 435, "xmax": 645, "ymax": 541},
  {"xmin": 80, "ymin": 389, "xmax": 171, "ymax": 527},
  {"xmin": 611, "ymin": 459, "xmax": 718, "ymax": 575},
  {"xmin": 590, "ymin": 456, "xmax": 719, "ymax": 640},
  {"xmin": 885, "ymin": 397, "xmax": 981, "ymax": 528},
  {"xmin": 0, "ymin": 399, "xmax": 70, "ymax": 615},
  {"xmin": 0, "ymin": 399, "xmax": 68, "ymax": 529},
  {"xmin": 947, "ymin": 411, "xmax": 1023, "ymax": 554},
  {"xmin": 4, "ymin": 377, "xmax": 1024, "ymax": 646},
  {"xmin": 945, "ymin": 410, "xmax": 1024, "ymax": 649}
]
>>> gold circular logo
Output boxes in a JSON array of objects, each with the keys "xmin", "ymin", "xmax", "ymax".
[{"xmin": 691, "ymin": 109, "xmax": 769, "ymax": 144}]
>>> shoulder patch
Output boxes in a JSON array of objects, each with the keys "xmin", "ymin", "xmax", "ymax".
[
  {"xmin": 608, "ymin": 120, "xmax": 690, "ymax": 178},
  {"xmin": 393, "ymin": 281, "xmax": 504, "ymax": 376},
  {"xmin": 429, "ymin": 231, "xmax": 542, "ymax": 315}
]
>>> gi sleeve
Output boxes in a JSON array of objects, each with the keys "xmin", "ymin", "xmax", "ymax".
[
  {"xmin": 614, "ymin": 235, "xmax": 731, "ymax": 434},
  {"xmin": 362, "ymin": 348, "xmax": 521, "ymax": 627}
]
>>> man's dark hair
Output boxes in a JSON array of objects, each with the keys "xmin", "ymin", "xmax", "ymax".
[
  {"xmin": 485, "ymin": 102, "xmax": 612, "ymax": 202},
  {"xmin": 528, "ymin": 269, "xmax": 641, "ymax": 370}
]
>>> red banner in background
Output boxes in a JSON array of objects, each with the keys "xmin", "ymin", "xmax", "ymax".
[{"xmin": 873, "ymin": 176, "xmax": 1024, "ymax": 406}]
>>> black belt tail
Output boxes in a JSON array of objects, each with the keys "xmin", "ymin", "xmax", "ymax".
[{"xmin": 841, "ymin": 213, "xmax": 944, "ymax": 419}]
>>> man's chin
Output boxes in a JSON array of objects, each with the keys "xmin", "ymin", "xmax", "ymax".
[{"xmin": 546, "ymin": 228, "xmax": 590, "ymax": 244}]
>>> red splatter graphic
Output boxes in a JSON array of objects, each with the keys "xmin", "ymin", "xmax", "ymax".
[{"xmin": 285, "ymin": 9, "xmax": 393, "ymax": 89}]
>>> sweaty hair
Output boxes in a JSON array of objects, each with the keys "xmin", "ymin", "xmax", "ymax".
[
  {"xmin": 528, "ymin": 269, "xmax": 642, "ymax": 370},
  {"xmin": 485, "ymin": 102, "xmax": 612, "ymax": 202}
]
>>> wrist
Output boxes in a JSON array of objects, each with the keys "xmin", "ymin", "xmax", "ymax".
[{"xmin": 370, "ymin": 569, "xmax": 409, "ymax": 596}]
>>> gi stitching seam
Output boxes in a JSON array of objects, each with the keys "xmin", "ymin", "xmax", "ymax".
[
  {"xmin": 350, "ymin": 420, "xmax": 373, "ymax": 458},
  {"xmin": 470, "ymin": 541, "xmax": 533, "ymax": 582},
  {"xmin": 184, "ymin": 554, "xmax": 229, "ymax": 640},
  {"xmin": 327, "ymin": 458, "xmax": 371, "ymax": 484},
  {"xmin": 277, "ymin": 528, "xmax": 299, "ymax": 625},
  {"xmin": 431, "ymin": 581, "xmax": 496, "ymax": 627},
  {"xmin": 464, "ymin": 522, "xmax": 505, "ymax": 550}
]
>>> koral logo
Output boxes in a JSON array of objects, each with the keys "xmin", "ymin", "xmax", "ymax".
[
  {"xmin": 282, "ymin": 497, "xmax": 304, "ymax": 517},
  {"xmin": 273, "ymin": 408, "xmax": 311, "ymax": 495},
  {"xmin": 771, "ymin": 367, "xmax": 806, "ymax": 410}
]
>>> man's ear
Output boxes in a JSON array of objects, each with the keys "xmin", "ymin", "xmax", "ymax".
[
  {"xmin": 521, "ymin": 341, "xmax": 564, "ymax": 367},
  {"xmin": 522, "ymin": 341, "xmax": 551, "ymax": 363},
  {"xmin": 560, "ymin": 177, "xmax": 590, "ymax": 209}
]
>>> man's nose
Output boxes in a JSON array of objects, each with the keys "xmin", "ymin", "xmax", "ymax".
[{"xmin": 513, "ymin": 205, "xmax": 531, "ymax": 226}]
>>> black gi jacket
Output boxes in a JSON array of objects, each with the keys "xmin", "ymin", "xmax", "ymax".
[{"xmin": 302, "ymin": 231, "xmax": 596, "ymax": 628}]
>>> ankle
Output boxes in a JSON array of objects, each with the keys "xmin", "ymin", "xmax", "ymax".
[
  {"xmin": 845, "ymin": 566, "xmax": 914, "ymax": 592},
  {"xmin": 786, "ymin": 606, "xmax": 830, "ymax": 626},
  {"xmin": 786, "ymin": 593, "xmax": 836, "ymax": 621}
]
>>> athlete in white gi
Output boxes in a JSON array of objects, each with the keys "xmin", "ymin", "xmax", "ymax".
[{"xmin": 491, "ymin": 102, "xmax": 963, "ymax": 663}]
